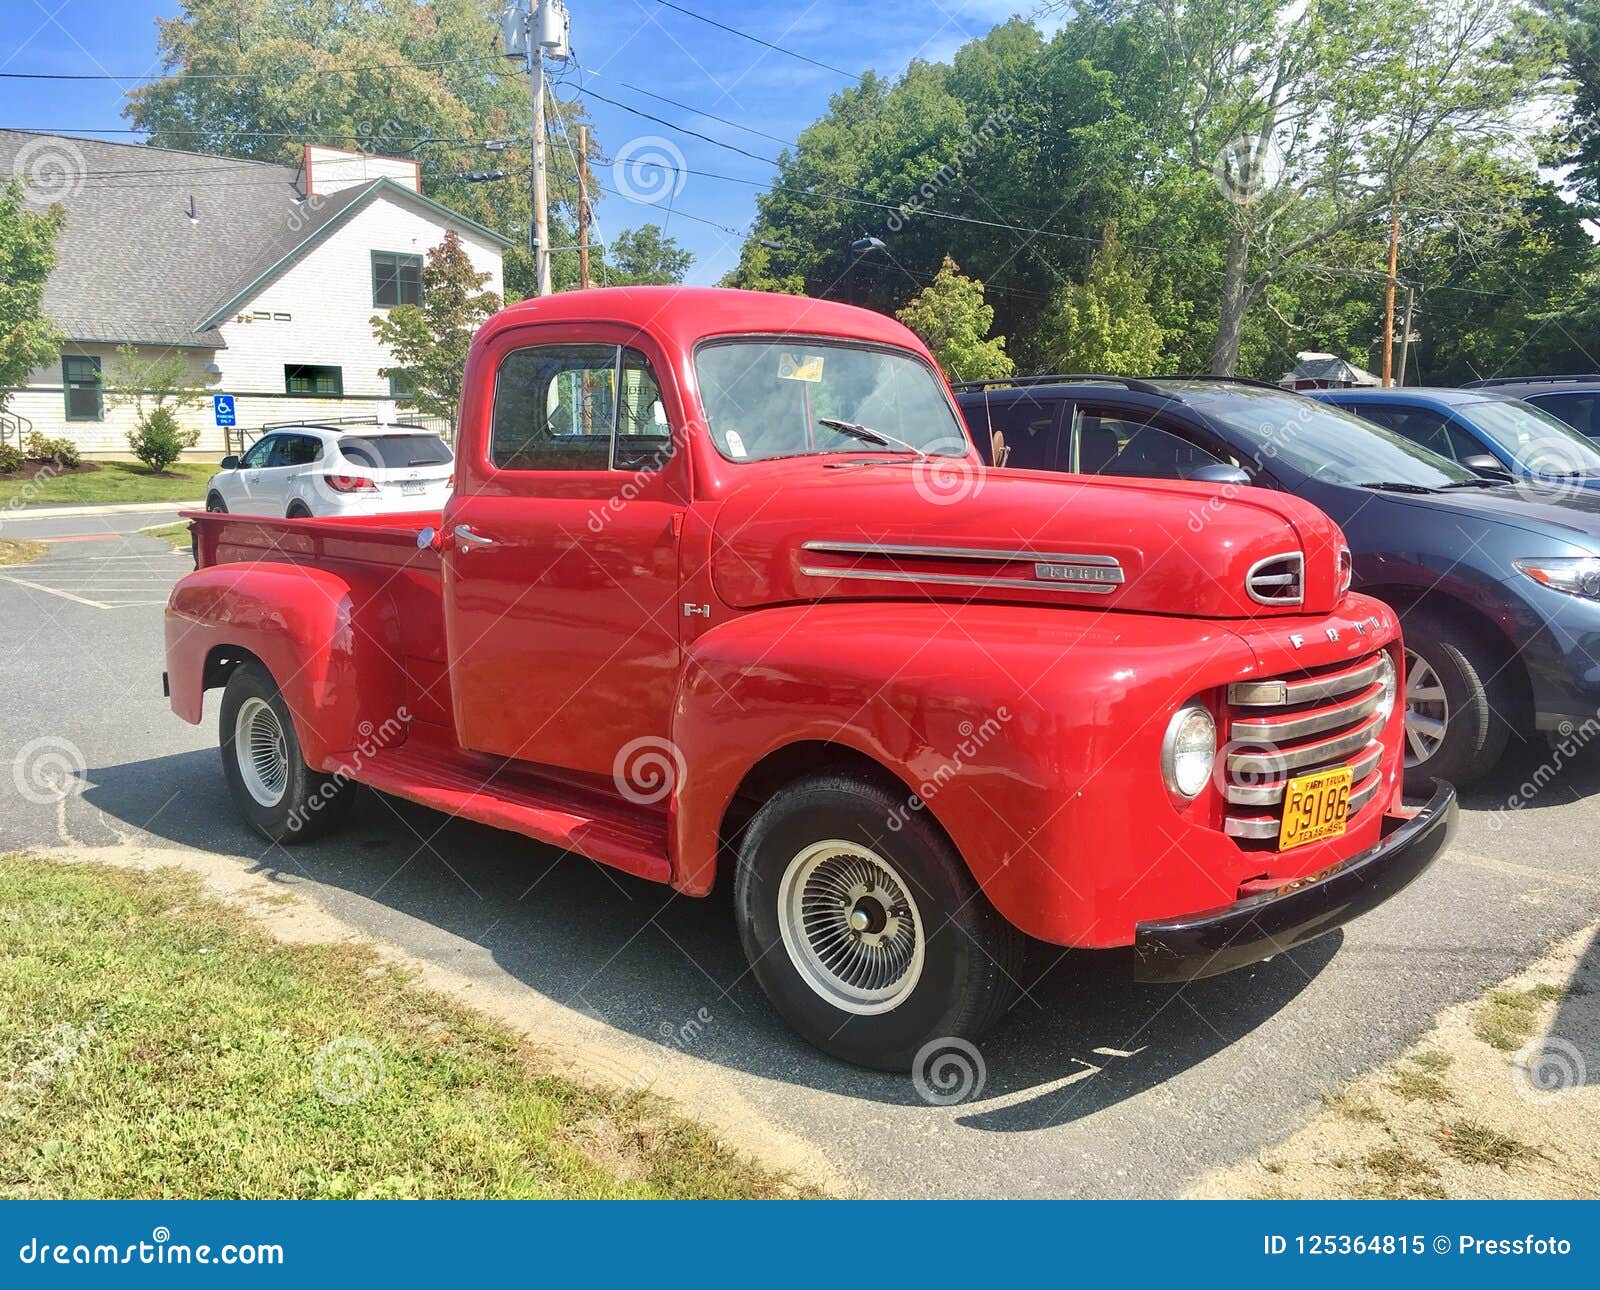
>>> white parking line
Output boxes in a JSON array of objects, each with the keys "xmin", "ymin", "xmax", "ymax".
[{"xmin": 0, "ymin": 574, "xmax": 113, "ymax": 609}]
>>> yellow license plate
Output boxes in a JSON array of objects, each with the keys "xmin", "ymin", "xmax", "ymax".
[{"xmin": 1278, "ymin": 766, "xmax": 1354, "ymax": 851}]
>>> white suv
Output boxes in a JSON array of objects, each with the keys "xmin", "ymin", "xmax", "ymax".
[{"xmin": 206, "ymin": 425, "xmax": 454, "ymax": 518}]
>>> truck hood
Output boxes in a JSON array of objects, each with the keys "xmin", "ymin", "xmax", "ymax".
[{"xmin": 710, "ymin": 460, "xmax": 1347, "ymax": 618}]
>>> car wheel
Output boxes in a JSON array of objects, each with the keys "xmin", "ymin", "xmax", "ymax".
[
  {"xmin": 206, "ymin": 492, "xmax": 228, "ymax": 512},
  {"xmin": 218, "ymin": 662, "xmax": 351, "ymax": 843},
  {"xmin": 1399, "ymin": 606, "xmax": 1510, "ymax": 792},
  {"xmin": 285, "ymin": 501, "xmax": 312, "ymax": 519},
  {"xmin": 734, "ymin": 771, "xmax": 1024, "ymax": 1071}
]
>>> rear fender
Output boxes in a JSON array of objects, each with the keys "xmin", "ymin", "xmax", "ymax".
[{"xmin": 164, "ymin": 563, "xmax": 409, "ymax": 770}]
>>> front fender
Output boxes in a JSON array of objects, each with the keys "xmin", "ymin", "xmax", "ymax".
[
  {"xmin": 671, "ymin": 601, "xmax": 1265, "ymax": 944},
  {"xmin": 164, "ymin": 562, "xmax": 408, "ymax": 770}
]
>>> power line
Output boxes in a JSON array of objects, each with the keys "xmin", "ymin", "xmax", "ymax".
[
  {"xmin": 650, "ymin": 1, "xmax": 861, "ymax": 83},
  {"xmin": 0, "ymin": 54, "xmax": 510, "ymax": 82}
]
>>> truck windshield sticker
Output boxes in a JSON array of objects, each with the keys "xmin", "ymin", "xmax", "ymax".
[
  {"xmin": 724, "ymin": 429, "xmax": 748, "ymax": 458},
  {"xmin": 777, "ymin": 353, "xmax": 825, "ymax": 382}
]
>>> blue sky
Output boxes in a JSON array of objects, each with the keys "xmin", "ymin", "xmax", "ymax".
[{"xmin": 0, "ymin": 0, "xmax": 1042, "ymax": 283}]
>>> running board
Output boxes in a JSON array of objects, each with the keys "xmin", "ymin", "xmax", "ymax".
[{"xmin": 330, "ymin": 742, "xmax": 672, "ymax": 884}]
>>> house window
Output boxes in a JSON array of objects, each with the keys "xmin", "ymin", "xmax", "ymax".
[
  {"xmin": 372, "ymin": 251, "xmax": 423, "ymax": 308},
  {"xmin": 285, "ymin": 364, "xmax": 343, "ymax": 397},
  {"xmin": 388, "ymin": 370, "xmax": 416, "ymax": 399},
  {"xmin": 62, "ymin": 355, "xmax": 103, "ymax": 421}
]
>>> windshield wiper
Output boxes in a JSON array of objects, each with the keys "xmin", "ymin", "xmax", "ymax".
[
  {"xmin": 1439, "ymin": 477, "xmax": 1512, "ymax": 489},
  {"xmin": 817, "ymin": 417, "xmax": 928, "ymax": 458},
  {"xmin": 1354, "ymin": 481, "xmax": 1438, "ymax": 494}
]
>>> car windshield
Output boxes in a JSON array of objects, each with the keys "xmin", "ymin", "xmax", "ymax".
[
  {"xmin": 1460, "ymin": 398, "xmax": 1600, "ymax": 474},
  {"xmin": 1169, "ymin": 384, "xmax": 1477, "ymax": 488},
  {"xmin": 339, "ymin": 433, "xmax": 452, "ymax": 469},
  {"xmin": 695, "ymin": 339, "xmax": 968, "ymax": 462}
]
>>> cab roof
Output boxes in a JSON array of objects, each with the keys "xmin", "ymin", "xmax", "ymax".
[{"xmin": 484, "ymin": 285, "xmax": 932, "ymax": 357}]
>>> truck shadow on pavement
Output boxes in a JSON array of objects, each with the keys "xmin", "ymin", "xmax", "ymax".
[{"xmin": 82, "ymin": 750, "xmax": 1363, "ymax": 1129}]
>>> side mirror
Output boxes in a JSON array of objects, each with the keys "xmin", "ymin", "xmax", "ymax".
[
  {"xmin": 1188, "ymin": 463, "xmax": 1253, "ymax": 487},
  {"xmin": 417, "ymin": 526, "xmax": 438, "ymax": 551},
  {"xmin": 1462, "ymin": 453, "xmax": 1512, "ymax": 478},
  {"xmin": 220, "ymin": 455, "xmax": 240, "ymax": 470}
]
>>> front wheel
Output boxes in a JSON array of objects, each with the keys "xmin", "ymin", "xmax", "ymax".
[
  {"xmin": 205, "ymin": 492, "xmax": 228, "ymax": 512},
  {"xmin": 734, "ymin": 772, "xmax": 1024, "ymax": 1071},
  {"xmin": 1400, "ymin": 606, "xmax": 1510, "ymax": 792},
  {"xmin": 219, "ymin": 662, "xmax": 351, "ymax": 843}
]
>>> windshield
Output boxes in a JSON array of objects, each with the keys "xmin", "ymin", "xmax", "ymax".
[
  {"xmin": 339, "ymin": 433, "xmax": 452, "ymax": 469},
  {"xmin": 1461, "ymin": 398, "xmax": 1600, "ymax": 474},
  {"xmin": 695, "ymin": 339, "xmax": 968, "ymax": 462},
  {"xmin": 1171, "ymin": 384, "xmax": 1477, "ymax": 488}
]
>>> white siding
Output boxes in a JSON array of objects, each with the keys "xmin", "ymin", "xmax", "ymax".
[{"xmin": 5, "ymin": 193, "xmax": 503, "ymax": 455}]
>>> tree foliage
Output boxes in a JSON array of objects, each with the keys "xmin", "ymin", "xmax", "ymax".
[
  {"xmin": 1035, "ymin": 223, "xmax": 1167, "ymax": 374},
  {"xmin": 0, "ymin": 181, "xmax": 64, "ymax": 409},
  {"xmin": 106, "ymin": 343, "xmax": 217, "ymax": 419},
  {"xmin": 371, "ymin": 231, "xmax": 501, "ymax": 430},
  {"xmin": 596, "ymin": 224, "xmax": 694, "ymax": 286},
  {"xmin": 895, "ymin": 256, "xmax": 1014, "ymax": 381}
]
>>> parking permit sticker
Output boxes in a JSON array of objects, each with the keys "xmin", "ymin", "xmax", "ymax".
[
  {"xmin": 777, "ymin": 353, "xmax": 825, "ymax": 382},
  {"xmin": 725, "ymin": 430, "xmax": 748, "ymax": 458}
]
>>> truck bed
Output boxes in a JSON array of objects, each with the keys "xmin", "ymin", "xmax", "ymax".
[{"xmin": 183, "ymin": 508, "xmax": 443, "ymax": 574}]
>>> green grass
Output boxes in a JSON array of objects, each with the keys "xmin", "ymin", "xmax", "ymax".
[
  {"xmin": 1388, "ymin": 1065, "xmax": 1452, "ymax": 1104},
  {"xmin": 1474, "ymin": 984, "xmax": 1565, "ymax": 1052},
  {"xmin": 139, "ymin": 522, "xmax": 193, "ymax": 550},
  {"xmin": 1363, "ymin": 1146, "xmax": 1446, "ymax": 1199},
  {"xmin": 0, "ymin": 460, "xmax": 214, "ymax": 508},
  {"xmin": 1439, "ymin": 1120, "xmax": 1535, "ymax": 1170},
  {"xmin": 1321, "ymin": 1088, "xmax": 1385, "ymax": 1124},
  {"xmin": 0, "ymin": 538, "xmax": 46, "ymax": 566},
  {"xmin": 0, "ymin": 855, "xmax": 801, "ymax": 1199}
]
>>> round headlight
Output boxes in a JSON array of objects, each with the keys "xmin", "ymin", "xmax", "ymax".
[
  {"xmin": 1162, "ymin": 703, "xmax": 1217, "ymax": 801},
  {"xmin": 1374, "ymin": 651, "xmax": 1398, "ymax": 721}
]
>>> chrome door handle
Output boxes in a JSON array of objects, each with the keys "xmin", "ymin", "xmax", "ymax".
[{"xmin": 454, "ymin": 524, "xmax": 496, "ymax": 550}]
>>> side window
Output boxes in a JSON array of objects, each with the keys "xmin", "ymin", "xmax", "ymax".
[
  {"xmin": 967, "ymin": 396, "xmax": 1062, "ymax": 470},
  {"xmin": 490, "ymin": 343, "xmax": 672, "ymax": 472},
  {"xmin": 281, "ymin": 434, "xmax": 322, "ymax": 467},
  {"xmin": 1071, "ymin": 408, "xmax": 1228, "ymax": 480},
  {"xmin": 1366, "ymin": 405, "xmax": 1480, "ymax": 462},
  {"xmin": 240, "ymin": 435, "xmax": 278, "ymax": 469},
  {"xmin": 1535, "ymin": 393, "xmax": 1599, "ymax": 438}
]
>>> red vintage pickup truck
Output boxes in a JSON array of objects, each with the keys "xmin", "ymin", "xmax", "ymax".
[{"xmin": 165, "ymin": 286, "xmax": 1455, "ymax": 1070}]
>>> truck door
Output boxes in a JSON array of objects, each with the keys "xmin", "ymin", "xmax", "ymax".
[{"xmin": 440, "ymin": 324, "xmax": 685, "ymax": 784}]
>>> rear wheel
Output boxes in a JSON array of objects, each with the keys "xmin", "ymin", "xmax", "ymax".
[
  {"xmin": 285, "ymin": 500, "xmax": 312, "ymax": 519},
  {"xmin": 734, "ymin": 772, "xmax": 1024, "ymax": 1071},
  {"xmin": 205, "ymin": 492, "xmax": 228, "ymax": 512},
  {"xmin": 219, "ymin": 662, "xmax": 351, "ymax": 843},
  {"xmin": 1399, "ymin": 606, "xmax": 1510, "ymax": 792}
]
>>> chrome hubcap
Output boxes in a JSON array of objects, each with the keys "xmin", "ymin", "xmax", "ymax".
[
  {"xmin": 1403, "ymin": 649, "xmax": 1449, "ymax": 768},
  {"xmin": 777, "ymin": 841, "xmax": 925, "ymax": 1015},
  {"xmin": 235, "ymin": 696, "xmax": 289, "ymax": 807}
]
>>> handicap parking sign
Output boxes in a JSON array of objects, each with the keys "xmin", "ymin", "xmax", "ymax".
[{"xmin": 213, "ymin": 394, "xmax": 236, "ymax": 427}]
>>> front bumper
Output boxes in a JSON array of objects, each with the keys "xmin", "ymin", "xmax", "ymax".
[{"xmin": 1132, "ymin": 780, "xmax": 1457, "ymax": 983}]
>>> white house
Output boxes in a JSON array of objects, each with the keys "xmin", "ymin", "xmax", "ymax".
[{"xmin": 0, "ymin": 133, "xmax": 509, "ymax": 455}]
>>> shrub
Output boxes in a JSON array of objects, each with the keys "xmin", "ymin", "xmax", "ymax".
[
  {"xmin": 24, "ymin": 431, "xmax": 80, "ymax": 468},
  {"xmin": 0, "ymin": 443, "xmax": 22, "ymax": 474},
  {"xmin": 127, "ymin": 407, "xmax": 197, "ymax": 473}
]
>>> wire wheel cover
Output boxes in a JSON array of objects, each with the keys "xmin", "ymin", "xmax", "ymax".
[{"xmin": 235, "ymin": 696, "xmax": 289, "ymax": 807}]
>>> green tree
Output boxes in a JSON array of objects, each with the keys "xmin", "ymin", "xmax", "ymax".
[
  {"xmin": 1035, "ymin": 223, "xmax": 1166, "ymax": 374},
  {"xmin": 596, "ymin": 224, "xmax": 694, "ymax": 286},
  {"xmin": 372, "ymin": 230, "xmax": 501, "ymax": 431},
  {"xmin": 124, "ymin": 0, "xmax": 590, "ymax": 301},
  {"xmin": 0, "ymin": 180, "xmax": 64, "ymax": 411},
  {"xmin": 106, "ymin": 343, "xmax": 217, "ymax": 420},
  {"xmin": 895, "ymin": 256, "xmax": 1014, "ymax": 380}
]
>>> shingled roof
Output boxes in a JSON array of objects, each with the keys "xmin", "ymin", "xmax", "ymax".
[{"xmin": 0, "ymin": 131, "xmax": 509, "ymax": 351}]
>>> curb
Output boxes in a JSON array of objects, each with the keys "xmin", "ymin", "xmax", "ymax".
[{"xmin": 0, "ymin": 500, "xmax": 202, "ymax": 521}]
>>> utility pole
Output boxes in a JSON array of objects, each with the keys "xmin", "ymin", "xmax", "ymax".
[
  {"xmin": 577, "ymin": 124, "xmax": 591, "ymax": 289},
  {"xmin": 1381, "ymin": 206, "xmax": 1400, "ymax": 388},
  {"xmin": 502, "ymin": 0, "xmax": 568, "ymax": 297},
  {"xmin": 530, "ymin": 39, "xmax": 551, "ymax": 296}
]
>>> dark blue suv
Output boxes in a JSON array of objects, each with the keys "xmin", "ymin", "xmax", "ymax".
[
  {"xmin": 1310, "ymin": 387, "xmax": 1600, "ymax": 492},
  {"xmin": 955, "ymin": 376, "xmax": 1600, "ymax": 789}
]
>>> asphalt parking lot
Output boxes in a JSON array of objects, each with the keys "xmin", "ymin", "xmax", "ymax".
[{"xmin": 2, "ymin": 506, "xmax": 1598, "ymax": 1198}]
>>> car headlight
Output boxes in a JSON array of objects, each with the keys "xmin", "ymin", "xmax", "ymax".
[
  {"xmin": 1162, "ymin": 703, "xmax": 1216, "ymax": 802},
  {"xmin": 1513, "ymin": 557, "xmax": 1600, "ymax": 601},
  {"xmin": 1374, "ymin": 651, "xmax": 1397, "ymax": 721}
]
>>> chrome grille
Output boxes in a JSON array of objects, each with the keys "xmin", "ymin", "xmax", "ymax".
[
  {"xmin": 1221, "ymin": 652, "xmax": 1393, "ymax": 843},
  {"xmin": 1246, "ymin": 552, "xmax": 1304, "ymax": 606}
]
